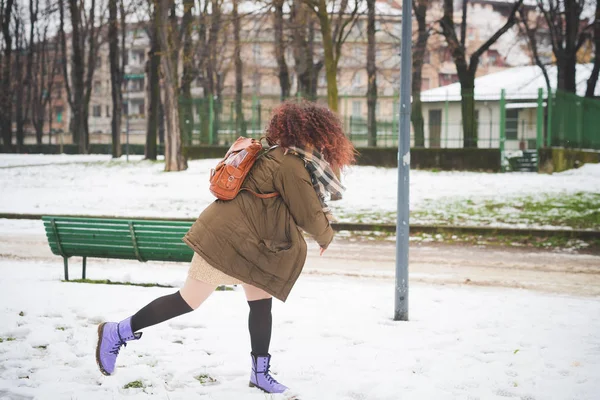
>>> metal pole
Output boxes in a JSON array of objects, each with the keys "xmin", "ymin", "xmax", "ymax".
[
  {"xmin": 444, "ymin": 91, "xmax": 449, "ymax": 148},
  {"xmin": 395, "ymin": 0, "xmax": 412, "ymax": 322},
  {"xmin": 546, "ymin": 88, "xmax": 553, "ymax": 148},
  {"xmin": 536, "ymin": 88, "xmax": 543, "ymax": 152},
  {"xmin": 499, "ymin": 89, "xmax": 506, "ymax": 172}
]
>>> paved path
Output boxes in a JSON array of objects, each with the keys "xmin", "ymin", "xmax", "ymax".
[{"xmin": 2, "ymin": 222, "xmax": 599, "ymax": 296}]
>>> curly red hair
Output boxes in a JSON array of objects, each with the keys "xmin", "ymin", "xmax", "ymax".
[{"xmin": 265, "ymin": 101, "xmax": 355, "ymax": 169}]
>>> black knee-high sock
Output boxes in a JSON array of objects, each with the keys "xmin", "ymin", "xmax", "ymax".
[
  {"xmin": 248, "ymin": 298, "xmax": 272, "ymax": 355},
  {"xmin": 130, "ymin": 291, "xmax": 193, "ymax": 333}
]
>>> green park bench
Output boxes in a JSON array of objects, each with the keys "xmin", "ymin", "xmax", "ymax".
[{"xmin": 42, "ymin": 216, "xmax": 194, "ymax": 280}]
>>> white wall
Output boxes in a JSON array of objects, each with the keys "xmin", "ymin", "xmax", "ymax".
[{"xmin": 420, "ymin": 101, "xmax": 539, "ymax": 149}]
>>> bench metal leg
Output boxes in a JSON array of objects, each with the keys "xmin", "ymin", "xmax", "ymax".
[
  {"xmin": 63, "ymin": 257, "xmax": 69, "ymax": 281},
  {"xmin": 82, "ymin": 257, "xmax": 87, "ymax": 280}
]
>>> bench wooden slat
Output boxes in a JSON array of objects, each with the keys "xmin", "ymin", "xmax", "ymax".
[
  {"xmin": 42, "ymin": 216, "xmax": 193, "ymax": 227},
  {"xmin": 44, "ymin": 222, "xmax": 189, "ymax": 231},
  {"xmin": 48, "ymin": 237, "xmax": 187, "ymax": 247}
]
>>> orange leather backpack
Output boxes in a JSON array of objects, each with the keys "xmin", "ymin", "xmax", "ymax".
[{"xmin": 209, "ymin": 137, "xmax": 280, "ymax": 201}]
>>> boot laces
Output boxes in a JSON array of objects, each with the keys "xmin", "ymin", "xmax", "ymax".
[
  {"xmin": 264, "ymin": 366, "xmax": 279, "ymax": 386},
  {"xmin": 109, "ymin": 322, "xmax": 128, "ymax": 355}
]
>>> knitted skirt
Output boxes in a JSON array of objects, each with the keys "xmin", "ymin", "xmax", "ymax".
[{"xmin": 188, "ymin": 252, "xmax": 242, "ymax": 285}]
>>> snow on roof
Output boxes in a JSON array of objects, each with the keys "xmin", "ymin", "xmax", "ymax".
[{"xmin": 421, "ymin": 64, "xmax": 600, "ymax": 102}]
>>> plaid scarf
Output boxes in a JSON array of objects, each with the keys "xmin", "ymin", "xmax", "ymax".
[{"xmin": 286, "ymin": 145, "xmax": 345, "ymax": 218}]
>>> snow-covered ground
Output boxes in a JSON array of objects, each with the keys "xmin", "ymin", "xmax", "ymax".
[
  {"xmin": 0, "ymin": 259, "xmax": 599, "ymax": 400},
  {"xmin": 0, "ymin": 154, "xmax": 598, "ymax": 228}
]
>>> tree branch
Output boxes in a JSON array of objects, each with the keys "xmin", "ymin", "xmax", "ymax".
[{"xmin": 468, "ymin": 0, "xmax": 524, "ymax": 75}]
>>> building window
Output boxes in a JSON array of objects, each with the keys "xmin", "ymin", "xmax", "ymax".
[
  {"xmin": 96, "ymin": 56, "xmax": 102, "ymax": 68},
  {"xmin": 439, "ymin": 73, "xmax": 458, "ymax": 86},
  {"xmin": 468, "ymin": 28, "xmax": 475, "ymax": 41},
  {"xmin": 128, "ymin": 78, "xmax": 144, "ymax": 92},
  {"xmin": 92, "ymin": 105, "xmax": 102, "ymax": 118},
  {"xmin": 506, "ymin": 109, "xmax": 519, "ymax": 140},
  {"xmin": 106, "ymin": 105, "xmax": 111, "ymax": 118},
  {"xmin": 353, "ymin": 46, "xmax": 361, "ymax": 58},
  {"xmin": 94, "ymin": 80, "xmax": 102, "ymax": 94},
  {"xmin": 352, "ymin": 72, "xmax": 362, "ymax": 86},
  {"xmin": 55, "ymin": 107, "xmax": 64, "ymax": 123},
  {"xmin": 423, "ymin": 51, "xmax": 431, "ymax": 64},
  {"xmin": 352, "ymin": 101, "xmax": 362, "ymax": 117},
  {"xmin": 319, "ymin": 71, "xmax": 326, "ymax": 87},
  {"xmin": 253, "ymin": 44, "xmax": 261, "ymax": 61},
  {"xmin": 124, "ymin": 102, "xmax": 129, "ymax": 116},
  {"xmin": 134, "ymin": 100, "xmax": 145, "ymax": 115},
  {"xmin": 489, "ymin": 52, "xmax": 498, "ymax": 66}
]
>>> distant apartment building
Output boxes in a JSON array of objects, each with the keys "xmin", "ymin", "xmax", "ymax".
[{"xmin": 34, "ymin": 0, "xmax": 536, "ymax": 144}]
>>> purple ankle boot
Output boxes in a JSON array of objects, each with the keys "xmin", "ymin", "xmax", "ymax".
[
  {"xmin": 249, "ymin": 353, "xmax": 289, "ymax": 394},
  {"xmin": 95, "ymin": 317, "xmax": 141, "ymax": 376}
]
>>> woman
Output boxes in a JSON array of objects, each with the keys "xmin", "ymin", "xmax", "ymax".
[{"xmin": 95, "ymin": 102, "xmax": 355, "ymax": 395}]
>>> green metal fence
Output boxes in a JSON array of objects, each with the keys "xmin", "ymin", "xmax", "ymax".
[{"xmin": 548, "ymin": 90, "xmax": 600, "ymax": 150}]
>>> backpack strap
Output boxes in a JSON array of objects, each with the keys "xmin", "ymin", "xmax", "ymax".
[
  {"xmin": 241, "ymin": 188, "xmax": 280, "ymax": 199},
  {"xmin": 238, "ymin": 143, "xmax": 280, "ymax": 199}
]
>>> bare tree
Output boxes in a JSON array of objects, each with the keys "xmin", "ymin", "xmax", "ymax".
[
  {"xmin": 411, "ymin": 0, "xmax": 431, "ymax": 148},
  {"xmin": 232, "ymin": 0, "xmax": 245, "ymax": 133},
  {"xmin": 157, "ymin": 0, "xmax": 187, "ymax": 171},
  {"xmin": 518, "ymin": 7, "xmax": 552, "ymax": 90},
  {"xmin": 366, "ymin": 0, "xmax": 377, "ymax": 146},
  {"xmin": 14, "ymin": 4, "xmax": 25, "ymax": 149},
  {"xmin": 145, "ymin": 0, "xmax": 160, "ymax": 159},
  {"xmin": 290, "ymin": 0, "xmax": 322, "ymax": 100},
  {"xmin": 59, "ymin": 0, "xmax": 104, "ymax": 153},
  {"xmin": 440, "ymin": 0, "xmax": 524, "ymax": 147},
  {"xmin": 274, "ymin": 0, "xmax": 290, "ymax": 100},
  {"xmin": 0, "ymin": 0, "xmax": 15, "ymax": 149},
  {"xmin": 305, "ymin": 0, "xmax": 361, "ymax": 112},
  {"xmin": 586, "ymin": 0, "xmax": 599, "ymax": 97},
  {"xmin": 109, "ymin": 0, "xmax": 122, "ymax": 158},
  {"xmin": 179, "ymin": 0, "xmax": 195, "ymax": 144},
  {"xmin": 537, "ymin": 0, "xmax": 594, "ymax": 93}
]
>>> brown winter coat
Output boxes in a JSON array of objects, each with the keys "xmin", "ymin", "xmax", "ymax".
[{"xmin": 182, "ymin": 147, "xmax": 334, "ymax": 301}]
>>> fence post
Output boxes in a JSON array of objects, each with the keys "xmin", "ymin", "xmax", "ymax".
[
  {"xmin": 499, "ymin": 89, "xmax": 506, "ymax": 171},
  {"xmin": 209, "ymin": 96, "xmax": 214, "ymax": 145},
  {"xmin": 252, "ymin": 95, "xmax": 258, "ymax": 135},
  {"xmin": 536, "ymin": 88, "xmax": 543, "ymax": 152},
  {"xmin": 546, "ymin": 88, "xmax": 553, "ymax": 148},
  {"xmin": 444, "ymin": 91, "xmax": 449, "ymax": 148},
  {"xmin": 576, "ymin": 96, "xmax": 583, "ymax": 149}
]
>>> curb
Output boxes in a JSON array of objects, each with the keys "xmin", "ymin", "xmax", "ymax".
[{"xmin": 2, "ymin": 213, "xmax": 598, "ymax": 240}]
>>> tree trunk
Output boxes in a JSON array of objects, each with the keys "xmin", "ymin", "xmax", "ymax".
[
  {"xmin": 66, "ymin": 0, "xmax": 89, "ymax": 153},
  {"xmin": 109, "ymin": 0, "xmax": 122, "ymax": 158},
  {"xmin": 179, "ymin": 0, "xmax": 195, "ymax": 145},
  {"xmin": 460, "ymin": 77, "xmax": 477, "ymax": 148},
  {"xmin": 233, "ymin": 0, "xmax": 245, "ymax": 134},
  {"xmin": 411, "ymin": 0, "xmax": 429, "ymax": 148},
  {"xmin": 24, "ymin": 0, "xmax": 38, "ymax": 146},
  {"xmin": 366, "ymin": 0, "xmax": 377, "ymax": 147},
  {"xmin": 586, "ymin": 0, "xmax": 599, "ymax": 98},
  {"xmin": 560, "ymin": 0, "xmax": 579, "ymax": 93},
  {"xmin": 316, "ymin": 0, "xmax": 338, "ymax": 112},
  {"xmin": 274, "ymin": 0, "xmax": 290, "ymax": 101},
  {"xmin": 0, "ymin": 0, "xmax": 14, "ymax": 150},
  {"xmin": 158, "ymin": 0, "xmax": 187, "ymax": 171},
  {"xmin": 145, "ymin": 5, "xmax": 160, "ymax": 160},
  {"xmin": 15, "ymin": 17, "xmax": 25, "ymax": 150},
  {"xmin": 291, "ymin": 1, "xmax": 310, "ymax": 98}
]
